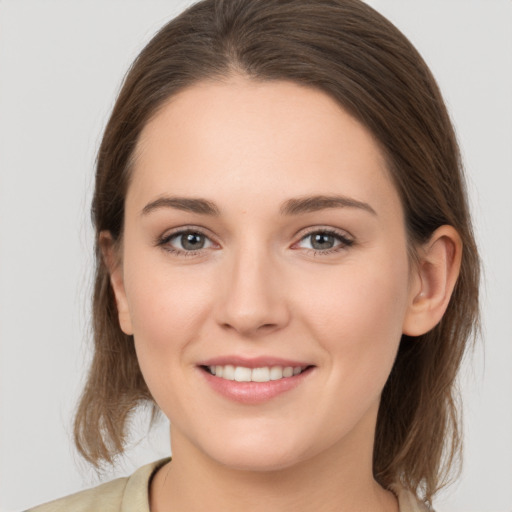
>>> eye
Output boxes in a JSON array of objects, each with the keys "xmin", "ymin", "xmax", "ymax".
[
  {"xmin": 159, "ymin": 229, "xmax": 215, "ymax": 255},
  {"xmin": 295, "ymin": 229, "xmax": 353, "ymax": 253}
]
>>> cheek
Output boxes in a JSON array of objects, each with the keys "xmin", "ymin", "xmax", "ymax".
[
  {"xmin": 122, "ymin": 253, "xmax": 214, "ymax": 382},
  {"xmin": 300, "ymin": 251, "xmax": 411, "ymax": 375},
  {"xmin": 123, "ymin": 270, "xmax": 216, "ymax": 420},
  {"xmin": 289, "ymin": 256, "xmax": 411, "ymax": 442}
]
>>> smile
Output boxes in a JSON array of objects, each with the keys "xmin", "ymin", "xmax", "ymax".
[
  {"xmin": 205, "ymin": 365, "xmax": 307, "ymax": 382},
  {"xmin": 199, "ymin": 358, "xmax": 314, "ymax": 404}
]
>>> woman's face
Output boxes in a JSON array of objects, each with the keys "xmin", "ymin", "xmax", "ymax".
[{"xmin": 111, "ymin": 77, "xmax": 420, "ymax": 471}]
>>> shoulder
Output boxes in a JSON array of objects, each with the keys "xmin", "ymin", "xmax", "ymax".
[
  {"xmin": 26, "ymin": 477, "xmax": 129, "ymax": 512},
  {"xmin": 26, "ymin": 458, "xmax": 170, "ymax": 512}
]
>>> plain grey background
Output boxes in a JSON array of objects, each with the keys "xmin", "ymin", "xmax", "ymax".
[{"xmin": 0, "ymin": 1, "xmax": 511, "ymax": 511}]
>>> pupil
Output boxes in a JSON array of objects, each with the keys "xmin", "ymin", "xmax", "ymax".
[
  {"xmin": 312, "ymin": 233, "xmax": 334, "ymax": 250},
  {"xmin": 182, "ymin": 233, "xmax": 204, "ymax": 250}
]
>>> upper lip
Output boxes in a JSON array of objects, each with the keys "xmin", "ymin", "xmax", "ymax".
[{"xmin": 198, "ymin": 356, "xmax": 313, "ymax": 369}]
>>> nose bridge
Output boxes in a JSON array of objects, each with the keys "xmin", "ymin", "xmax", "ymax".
[{"xmin": 216, "ymin": 236, "xmax": 289, "ymax": 336}]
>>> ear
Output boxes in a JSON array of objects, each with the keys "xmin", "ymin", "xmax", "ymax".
[
  {"xmin": 99, "ymin": 231, "xmax": 134, "ymax": 335},
  {"xmin": 402, "ymin": 225, "xmax": 462, "ymax": 336}
]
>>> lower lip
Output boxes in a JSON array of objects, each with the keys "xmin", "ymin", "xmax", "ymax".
[{"xmin": 200, "ymin": 367, "xmax": 313, "ymax": 404}]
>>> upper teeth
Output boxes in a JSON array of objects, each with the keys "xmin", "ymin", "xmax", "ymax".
[{"xmin": 208, "ymin": 365, "xmax": 305, "ymax": 382}]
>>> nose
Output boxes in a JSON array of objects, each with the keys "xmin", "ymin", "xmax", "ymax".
[{"xmin": 214, "ymin": 245, "xmax": 291, "ymax": 338}]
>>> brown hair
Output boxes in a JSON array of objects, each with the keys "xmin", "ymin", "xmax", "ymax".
[{"xmin": 74, "ymin": 0, "xmax": 480, "ymax": 505}]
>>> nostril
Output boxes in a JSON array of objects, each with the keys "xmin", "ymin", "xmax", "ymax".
[{"xmin": 220, "ymin": 323, "xmax": 276, "ymax": 335}]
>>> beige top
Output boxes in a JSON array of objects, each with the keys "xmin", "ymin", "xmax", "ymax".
[{"xmin": 28, "ymin": 458, "xmax": 429, "ymax": 512}]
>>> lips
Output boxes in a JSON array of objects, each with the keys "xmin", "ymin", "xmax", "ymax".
[{"xmin": 198, "ymin": 356, "xmax": 314, "ymax": 404}]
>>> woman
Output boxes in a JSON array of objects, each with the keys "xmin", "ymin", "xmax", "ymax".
[{"xmin": 28, "ymin": 0, "xmax": 480, "ymax": 510}]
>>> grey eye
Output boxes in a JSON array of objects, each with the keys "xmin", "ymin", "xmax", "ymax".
[
  {"xmin": 296, "ymin": 230, "xmax": 353, "ymax": 252},
  {"xmin": 309, "ymin": 233, "xmax": 337, "ymax": 250},
  {"xmin": 171, "ymin": 232, "xmax": 211, "ymax": 251}
]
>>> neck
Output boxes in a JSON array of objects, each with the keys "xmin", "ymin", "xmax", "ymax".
[{"xmin": 150, "ymin": 411, "xmax": 398, "ymax": 512}]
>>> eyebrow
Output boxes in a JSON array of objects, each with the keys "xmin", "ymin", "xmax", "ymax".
[
  {"xmin": 141, "ymin": 194, "xmax": 376, "ymax": 217},
  {"xmin": 141, "ymin": 197, "xmax": 220, "ymax": 216},
  {"xmin": 280, "ymin": 195, "xmax": 377, "ymax": 216}
]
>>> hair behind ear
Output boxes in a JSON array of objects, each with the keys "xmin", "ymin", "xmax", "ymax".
[
  {"xmin": 374, "ymin": 223, "xmax": 478, "ymax": 503},
  {"xmin": 73, "ymin": 245, "xmax": 155, "ymax": 468}
]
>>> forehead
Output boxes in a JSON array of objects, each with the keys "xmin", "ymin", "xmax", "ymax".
[{"xmin": 129, "ymin": 76, "xmax": 400, "ymax": 220}]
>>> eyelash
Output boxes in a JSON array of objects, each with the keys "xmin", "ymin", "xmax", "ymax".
[
  {"xmin": 156, "ymin": 227, "xmax": 354, "ymax": 257},
  {"xmin": 157, "ymin": 228, "xmax": 215, "ymax": 257},
  {"xmin": 295, "ymin": 229, "xmax": 354, "ymax": 255}
]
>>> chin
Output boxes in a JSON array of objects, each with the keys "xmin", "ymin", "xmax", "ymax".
[
  {"xmin": 216, "ymin": 450, "xmax": 303, "ymax": 473},
  {"xmin": 199, "ymin": 431, "xmax": 312, "ymax": 473}
]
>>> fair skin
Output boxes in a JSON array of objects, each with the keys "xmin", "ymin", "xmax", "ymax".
[{"xmin": 103, "ymin": 76, "xmax": 461, "ymax": 512}]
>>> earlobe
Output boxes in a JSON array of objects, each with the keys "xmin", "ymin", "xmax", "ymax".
[
  {"xmin": 99, "ymin": 231, "xmax": 134, "ymax": 335},
  {"xmin": 402, "ymin": 225, "xmax": 462, "ymax": 336}
]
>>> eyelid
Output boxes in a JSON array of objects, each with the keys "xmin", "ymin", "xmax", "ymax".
[
  {"xmin": 292, "ymin": 226, "xmax": 354, "ymax": 252},
  {"xmin": 156, "ymin": 226, "xmax": 219, "ymax": 255},
  {"xmin": 155, "ymin": 225, "xmax": 354, "ymax": 257}
]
